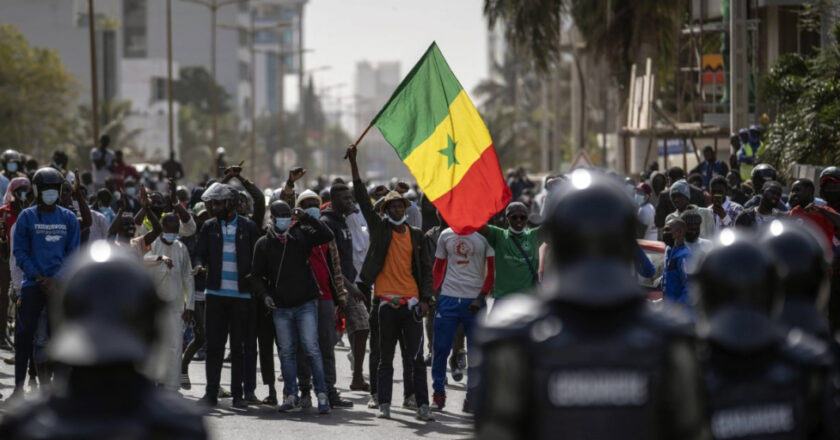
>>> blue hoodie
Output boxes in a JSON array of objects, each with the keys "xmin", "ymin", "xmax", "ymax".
[
  {"xmin": 663, "ymin": 244, "xmax": 691, "ymax": 309},
  {"xmin": 13, "ymin": 205, "xmax": 80, "ymax": 288}
]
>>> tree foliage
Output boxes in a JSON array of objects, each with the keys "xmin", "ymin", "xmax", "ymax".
[
  {"xmin": 0, "ymin": 24, "xmax": 77, "ymax": 156},
  {"xmin": 66, "ymin": 99, "xmax": 142, "ymax": 167},
  {"xmin": 760, "ymin": 23, "xmax": 840, "ymax": 171},
  {"xmin": 174, "ymin": 66, "xmax": 231, "ymax": 115}
]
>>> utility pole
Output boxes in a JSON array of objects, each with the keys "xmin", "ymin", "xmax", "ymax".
[
  {"xmin": 87, "ymin": 0, "xmax": 100, "ymax": 149},
  {"xmin": 167, "ymin": 0, "xmax": 174, "ymax": 157},
  {"xmin": 730, "ymin": 0, "xmax": 748, "ymax": 132}
]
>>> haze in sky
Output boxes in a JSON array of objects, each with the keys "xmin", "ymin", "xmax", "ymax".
[{"xmin": 302, "ymin": 0, "xmax": 489, "ymax": 131}]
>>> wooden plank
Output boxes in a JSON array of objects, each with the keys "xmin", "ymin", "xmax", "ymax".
[{"xmin": 627, "ymin": 64, "xmax": 637, "ymax": 128}]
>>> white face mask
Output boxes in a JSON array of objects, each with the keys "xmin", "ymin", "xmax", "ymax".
[
  {"xmin": 387, "ymin": 214, "xmax": 407, "ymax": 225},
  {"xmin": 509, "ymin": 225, "xmax": 525, "ymax": 235},
  {"xmin": 634, "ymin": 194, "xmax": 646, "ymax": 205}
]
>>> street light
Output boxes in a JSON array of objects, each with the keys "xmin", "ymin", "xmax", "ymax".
[
  {"xmin": 180, "ymin": 0, "xmax": 248, "ymax": 175},
  {"xmin": 217, "ymin": 22, "xmax": 292, "ymax": 170}
]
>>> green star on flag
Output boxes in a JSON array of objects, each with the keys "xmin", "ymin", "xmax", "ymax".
[{"xmin": 439, "ymin": 135, "xmax": 459, "ymax": 168}]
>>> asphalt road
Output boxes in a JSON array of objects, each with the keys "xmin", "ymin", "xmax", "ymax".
[{"xmin": 0, "ymin": 336, "xmax": 474, "ymax": 440}]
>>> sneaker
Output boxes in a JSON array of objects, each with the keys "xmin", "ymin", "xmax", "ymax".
[
  {"xmin": 416, "ymin": 404, "xmax": 435, "ymax": 421},
  {"xmin": 218, "ymin": 387, "xmax": 232, "ymax": 399},
  {"xmin": 402, "ymin": 394, "xmax": 418, "ymax": 410},
  {"xmin": 180, "ymin": 373, "xmax": 191, "ymax": 390},
  {"xmin": 462, "ymin": 398, "xmax": 474, "ymax": 414},
  {"xmin": 244, "ymin": 393, "xmax": 260, "ymax": 404},
  {"xmin": 299, "ymin": 393, "xmax": 312, "ymax": 409},
  {"xmin": 232, "ymin": 398, "xmax": 248, "ymax": 409},
  {"xmin": 367, "ymin": 394, "xmax": 379, "ymax": 409},
  {"xmin": 430, "ymin": 392, "xmax": 446, "ymax": 411},
  {"xmin": 278, "ymin": 395, "xmax": 299, "ymax": 412},
  {"xmin": 330, "ymin": 393, "xmax": 354, "ymax": 408},
  {"xmin": 262, "ymin": 394, "xmax": 278, "ymax": 406},
  {"xmin": 377, "ymin": 402, "xmax": 391, "ymax": 419},
  {"xmin": 197, "ymin": 394, "xmax": 218, "ymax": 407},
  {"xmin": 317, "ymin": 392, "xmax": 331, "ymax": 414}
]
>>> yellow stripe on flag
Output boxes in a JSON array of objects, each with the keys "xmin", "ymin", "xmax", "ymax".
[{"xmin": 402, "ymin": 89, "xmax": 492, "ymax": 201}]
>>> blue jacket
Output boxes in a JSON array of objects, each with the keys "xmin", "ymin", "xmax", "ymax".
[
  {"xmin": 13, "ymin": 205, "xmax": 80, "ymax": 288},
  {"xmin": 697, "ymin": 160, "xmax": 728, "ymax": 189},
  {"xmin": 663, "ymin": 244, "xmax": 691, "ymax": 308}
]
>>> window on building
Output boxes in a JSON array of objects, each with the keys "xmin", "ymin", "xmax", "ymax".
[
  {"xmin": 123, "ymin": 0, "xmax": 147, "ymax": 58},
  {"xmin": 282, "ymin": 9, "xmax": 295, "ymax": 22},
  {"xmin": 151, "ymin": 77, "xmax": 167, "ymax": 101},
  {"xmin": 282, "ymin": 29, "xmax": 294, "ymax": 45}
]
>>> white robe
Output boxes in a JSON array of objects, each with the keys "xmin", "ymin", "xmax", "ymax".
[{"xmin": 143, "ymin": 238, "xmax": 194, "ymax": 390}]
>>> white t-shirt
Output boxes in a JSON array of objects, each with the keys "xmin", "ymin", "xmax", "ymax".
[
  {"xmin": 89, "ymin": 148, "xmax": 115, "ymax": 187},
  {"xmin": 638, "ymin": 203, "xmax": 658, "ymax": 241},
  {"xmin": 435, "ymin": 229, "xmax": 494, "ymax": 299}
]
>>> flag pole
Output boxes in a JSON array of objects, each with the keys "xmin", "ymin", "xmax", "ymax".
[{"xmin": 345, "ymin": 124, "xmax": 372, "ymax": 159}]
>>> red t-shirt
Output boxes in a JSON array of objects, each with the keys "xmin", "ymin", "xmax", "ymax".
[
  {"xmin": 789, "ymin": 205, "xmax": 837, "ymax": 248},
  {"xmin": 0, "ymin": 204, "xmax": 19, "ymax": 242},
  {"xmin": 309, "ymin": 243, "xmax": 333, "ymax": 300}
]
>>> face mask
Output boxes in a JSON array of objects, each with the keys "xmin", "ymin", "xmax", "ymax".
[
  {"xmin": 685, "ymin": 231, "xmax": 699, "ymax": 243},
  {"xmin": 125, "ymin": 187, "xmax": 136, "ymax": 196},
  {"xmin": 41, "ymin": 189, "xmax": 59, "ymax": 206},
  {"xmin": 662, "ymin": 232, "xmax": 674, "ymax": 248},
  {"xmin": 162, "ymin": 232, "xmax": 179, "ymax": 243},
  {"xmin": 274, "ymin": 217, "xmax": 291, "ymax": 231},
  {"xmin": 634, "ymin": 194, "xmax": 646, "ymax": 205},
  {"xmin": 6, "ymin": 163, "xmax": 18, "ymax": 173},
  {"xmin": 305, "ymin": 207, "xmax": 321, "ymax": 220},
  {"xmin": 509, "ymin": 226, "xmax": 525, "ymax": 235},
  {"xmin": 387, "ymin": 214, "xmax": 407, "ymax": 225}
]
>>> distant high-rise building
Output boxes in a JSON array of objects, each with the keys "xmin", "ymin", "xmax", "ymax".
[{"xmin": 354, "ymin": 61, "xmax": 410, "ymax": 180}]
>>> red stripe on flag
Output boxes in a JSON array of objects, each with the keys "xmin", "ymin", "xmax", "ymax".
[{"xmin": 432, "ymin": 144, "xmax": 512, "ymax": 234}]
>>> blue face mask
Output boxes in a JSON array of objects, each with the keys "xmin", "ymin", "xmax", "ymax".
[
  {"xmin": 305, "ymin": 207, "xmax": 321, "ymax": 220},
  {"xmin": 6, "ymin": 163, "xmax": 18, "ymax": 173},
  {"xmin": 162, "ymin": 232, "xmax": 179, "ymax": 243},
  {"xmin": 387, "ymin": 214, "xmax": 407, "ymax": 225},
  {"xmin": 634, "ymin": 194, "xmax": 646, "ymax": 205},
  {"xmin": 125, "ymin": 187, "xmax": 136, "ymax": 196},
  {"xmin": 41, "ymin": 189, "xmax": 59, "ymax": 206},
  {"xmin": 274, "ymin": 217, "xmax": 291, "ymax": 231}
]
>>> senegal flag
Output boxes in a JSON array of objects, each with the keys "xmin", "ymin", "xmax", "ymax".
[{"xmin": 371, "ymin": 42, "xmax": 511, "ymax": 234}]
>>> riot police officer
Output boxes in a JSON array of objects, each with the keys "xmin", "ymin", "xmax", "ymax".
[
  {"xmin": 759, "ymin": 219, "xmax": 831, "ymax": 339},
  {"xmin": 694, "ymin": 229, "xmax": 837, "ymax": 440},
  {"xmin": 0, "ymin": 241, "xmax": 208, "ymax": 439},
  {"xmin": 472, "ymin": 169, "xmax": 710, "ymax": 439}
]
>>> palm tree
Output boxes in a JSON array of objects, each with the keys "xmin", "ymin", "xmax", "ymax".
[{"xmin": 484, "ymin": 0, "xmax": 680, "ymax": 95}]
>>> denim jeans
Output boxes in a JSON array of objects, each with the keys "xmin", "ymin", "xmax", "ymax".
[
  {"xmin": 297, "ymin": 299, "xmax": 338, "ymax": 398},
  {"xmin": 15, "ymin": 285, "xmax": 46, "ymax": 389},
  {"xmin": 432, "ymin": 295, "xmax": 477, "ymax": 398},
  {"xmin": 273, "ymin": 299, "xmax": 327, "ymax": 397}
]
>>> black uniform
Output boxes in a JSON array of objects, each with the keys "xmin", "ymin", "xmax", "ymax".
[
  {"xmin": 0, "ymin": 242, "xmax": 206, "ymax": 439},
  {"xmin": 695, "ymin": 230, "xmax": 838, "ymax": 440},
  {"xmin": 473, "ymin": 170, "xmax": 710, "ymax": 440}
]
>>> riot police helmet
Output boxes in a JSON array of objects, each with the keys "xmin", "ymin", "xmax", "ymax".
[
  {"xmin": 759, "ymin": 219, "xmax": 829, "ymax": 308},
  {"xmin": 49, "ymin": 241, "xmax": 165, "ymax": 366},
  {"xmin": 542, "ymin": 168, "xmax": 639, "ymax": 267},
  {"xmin": 694, "ymin": 229, "xmax": 780, "ymax": 316}
]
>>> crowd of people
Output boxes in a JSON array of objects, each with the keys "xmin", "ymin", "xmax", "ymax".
[{"xmin": 0, "ymin": 124, "xmax": 837, "ymax": 438}]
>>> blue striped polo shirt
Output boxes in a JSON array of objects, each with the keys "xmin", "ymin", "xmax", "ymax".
[{"xmin": 205, "ymin": 215, "xmax": 249, "ymax": 298}]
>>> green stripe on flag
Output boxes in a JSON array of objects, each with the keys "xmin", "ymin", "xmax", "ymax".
[{"xmin": 371, "ymin": 42, "xmax": 463, "ymax": 160}]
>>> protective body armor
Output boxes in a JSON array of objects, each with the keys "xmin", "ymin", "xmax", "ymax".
[
  {"xmin": 700, "ymin": 308, "xmax": 834, "ymax": 440},
  {"xmin": 473, "ymin": 289, "xmax": 706, "ymax": 440}
]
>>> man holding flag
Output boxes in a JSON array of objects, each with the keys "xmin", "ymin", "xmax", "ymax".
[
  {"xmin": 347, "ymin": 145, "xmax": 434, "ymax": 421},
  {"xmin": 345, "ymin": 41, "xmax": 510, "ymax": 422}
]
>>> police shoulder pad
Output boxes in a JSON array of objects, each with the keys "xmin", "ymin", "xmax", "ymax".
[
  {"xmin": 781, "ymin": 328, "xmax": 832, "ymax": 368},
  {"xmin": 643, "ymin": 302, "xmax": 696, "ymax": 338},
  {"xmin": 479, "ymin": 294, "xmax": 544, "ymax": 331}
]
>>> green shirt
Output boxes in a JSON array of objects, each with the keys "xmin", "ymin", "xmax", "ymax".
[{"xmin": 486, "ymin": 225, "xmax": 540, "ymax": 298}]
